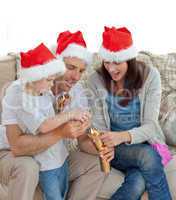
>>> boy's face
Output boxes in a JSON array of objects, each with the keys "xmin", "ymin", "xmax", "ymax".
[
  {"xmin": 32, "ymin": 75, "xmax": 56, "ymax": 94},
  {"xmin": 53, "ymin": 57, "xmax": 86, "ymax": 94}
]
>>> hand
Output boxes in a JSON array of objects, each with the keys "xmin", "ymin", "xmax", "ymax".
[
  {"xmin": 99, "ymin": 147, "xmax": 114, "ymax": 162},
  {"xmin": 69, "ymin": 109, "xmax": 91, "ymax": 123},
  {"xmin": 59, "ymin": 119, "xmax": 91, "ymax": 139},
  {"xmin": 100, "ymin": 131, "xmax": 131, "ymax": 148}
]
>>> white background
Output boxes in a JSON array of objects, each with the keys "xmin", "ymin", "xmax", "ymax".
[{"xmin": 0, "ymin": 0, "xmax": 176, "ymax": 56}]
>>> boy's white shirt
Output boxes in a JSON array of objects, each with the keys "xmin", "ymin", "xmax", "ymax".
[{"xmin": 1, "ymin": 80, "xmax": 68, "ymax": 171}]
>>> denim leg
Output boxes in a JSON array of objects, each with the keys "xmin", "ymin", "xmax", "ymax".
[
  {"xmin": 110, "ymin": 168, "xmax": 145, "ymax": 200},
  {"xmin": 57, "ymin": 160, "xmax": 69, "ymax": 200},
  {"xmin": 113, "ymin": 143, "xmax": 172, "ymax": 200},
  {"xmin": 39, "ymin": 168, "xmax": 62, "ymax": 200}
]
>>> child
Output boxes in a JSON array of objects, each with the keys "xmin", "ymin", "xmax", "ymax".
[{"xmin": 1, "ymin": 43, "xmax": 90, "ymax": 200}]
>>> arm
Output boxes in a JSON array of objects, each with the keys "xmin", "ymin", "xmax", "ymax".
[
  {"xmin": 6, "ymin": 124, "xmax": 62, "ymax": 156},
  {"xmin": 100, "ymin": 131, "xmax": 131, "ymax": 147},
  {"xmin": 39, "ymin": 111, "xmax": 74, "ymax": 134},
  {"xmin": 6, "ymin": 120, "xmax": 87, "ymax": 156},
  {"xmin": 17, "ymin": 106, "xmax": 90, "ymax": 135},
  {"xmin": 128, "ymin": 67, "xmax": 165, "ymax": 144}
]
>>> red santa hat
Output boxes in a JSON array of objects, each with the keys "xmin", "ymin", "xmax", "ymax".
[
  {"xmin": 99, "ymin": 26, "xmax": 137, "ymax": 63},
  {"xmin": 20, "ymin": 43, "xmax": 66, "ymax": 83},
  {"xmin": 56, "ymin": 30, "xmax": 91, "ymax": 64}
]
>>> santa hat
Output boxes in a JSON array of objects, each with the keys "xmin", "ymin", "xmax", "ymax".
[
  {"xmin": 99, "ymin": 26, "xmax": 137, "ymax": 63},
  {"xmin": 56, "ymin": 30, "xmax": 91, "ymax": 64},
  {"xmin": 20, "ymin": 43, "xmax": 65, "ymax": 83}
]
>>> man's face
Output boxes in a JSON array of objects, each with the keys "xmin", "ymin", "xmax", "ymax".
[{"xmin": 54, "ymin": 57, "xmax": 86, "ymax": 94}]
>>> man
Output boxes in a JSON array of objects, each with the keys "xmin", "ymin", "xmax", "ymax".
[
  {"xmin": 0, "ymin": 30, "xmax": 113, "ymax": 200},
  {"xmin": 53, "ymin": 30, "xmax": 115, "ymax": 200}
]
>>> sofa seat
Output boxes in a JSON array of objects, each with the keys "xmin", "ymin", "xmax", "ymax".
[{"xmin": 0, "ymin": 154, "xmax": 176, "ymax": 200}]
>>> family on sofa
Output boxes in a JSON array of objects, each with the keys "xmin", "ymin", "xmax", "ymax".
[{"xmin": 0, "ymin": 26, "xmax": 174, "ymax": 200}]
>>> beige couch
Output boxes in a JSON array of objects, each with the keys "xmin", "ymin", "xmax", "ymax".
[{"xmin": 0, "ymin": 52, "xmax": 176, "ymax": 200}]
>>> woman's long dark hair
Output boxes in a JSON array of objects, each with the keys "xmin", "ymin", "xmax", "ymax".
[{"xmin": 97, "ymin": 58, "xmax": 148, "ymax": 106}]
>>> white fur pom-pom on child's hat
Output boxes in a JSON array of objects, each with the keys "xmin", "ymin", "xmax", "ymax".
[
  {"xmin": 20, "ymin": 43, "xmax": 66, "ymax": 83},
  {"xmin": 99, "ymin": 26, "xmax": 137, "ymax": 63}
]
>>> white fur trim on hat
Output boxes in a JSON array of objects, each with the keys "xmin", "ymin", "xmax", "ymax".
[
  {"xmin": 20, "ymin": 58, "xmax": 66, "ymax": 83},
  {"xmin": 58, "ymin": 43, "xmax": 92, "ymax": 65},
  {"xmin": 99, "ymin": 44, "xmax": 137, "ymax": 63}
]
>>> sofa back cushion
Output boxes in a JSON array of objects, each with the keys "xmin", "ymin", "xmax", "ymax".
[
  {"xmin": 0, "ymin": 55, "xmax": 16, "ymax": 121},
  {"xmin": 137, "ymin": 51, "xmax": 176, "ymax": 97},
  {"xmin": 136, "ymin": 52, "xmax": 176, "ymax": 149}
]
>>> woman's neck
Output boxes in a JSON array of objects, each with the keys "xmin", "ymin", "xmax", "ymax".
[{"xmin": 112, "ymin": 78, "xmax": 125, "ymax": 94}]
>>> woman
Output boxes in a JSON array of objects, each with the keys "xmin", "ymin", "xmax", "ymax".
[{"xmin": 87, "ymin": 26, "xmax": 172, "ymax": 200}]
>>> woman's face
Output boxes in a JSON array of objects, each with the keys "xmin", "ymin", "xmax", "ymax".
[{"xmin": 104, "ymin": 61, "xmax": 128, "ymax": 82}]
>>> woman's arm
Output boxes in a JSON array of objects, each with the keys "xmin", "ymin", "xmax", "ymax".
[
  {"xmin": 128, "ymin": 67, "xmax": 165, "ymax": 144},
  {"xmin": 100, "ymin": 131, "xmax": 131, "ymax": 147}
]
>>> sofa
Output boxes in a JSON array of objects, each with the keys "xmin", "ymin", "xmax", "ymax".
[{"xmin": 0, "ymin": 51, "xmax": 176, "ymax": 200}]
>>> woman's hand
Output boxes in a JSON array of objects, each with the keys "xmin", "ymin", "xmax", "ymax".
[
  {"xmin": 100, "ymin": 131, "xmax": 131, "ymax": 148},
  {"xmin": 99, "ymin": 147, "xmax": 115, "ymax": 162}
]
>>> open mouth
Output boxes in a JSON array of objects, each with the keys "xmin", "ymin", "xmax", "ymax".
[
  {"xmin": 115, "ymin": 71, "xmax": 120, "ymax": 75},
  {"xmin": 112, "ymin": 71, "xmax": 120, "ymax": 77}
]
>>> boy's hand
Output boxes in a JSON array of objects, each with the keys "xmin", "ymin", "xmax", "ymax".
[
  {"xmin": 69, "ymin": 109, "xmax": 91, "ymax": 123},
  {"xmin": 59, "ymin": 119, "xmax": 90, "ymax": 139}
]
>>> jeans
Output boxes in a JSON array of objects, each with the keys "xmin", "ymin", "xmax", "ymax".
[
  {"xmin": 110, "ymin": 143, "xmax": 172, "ymax": 200},
  {"xmin": 39, "ymin": 160, "xmax": 69, "ymax": 200}
]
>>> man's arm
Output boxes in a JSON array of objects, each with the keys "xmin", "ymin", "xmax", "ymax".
[
  {"xmin": 6, "ymin": 124, "xmax": 63, "ymax": 156},
  {"xmin": 6, "ymin": 121, "xmax": 87, "ymax": 156}
]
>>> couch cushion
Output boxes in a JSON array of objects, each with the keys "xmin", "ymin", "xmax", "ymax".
[
  {"xmin": 159, "ymin": 92, "xmax": 176, "ymax": 147},
  {"xmin": 137, "ymin": 52, "xmax": 176, "ymax": 153},
  {"xmin": 0, "ymin": 55, "xmax": 16, "ymax": 121},
  {"xmin": 137, "ymin": 51, "xmax": 176, "ymax": 97},
  {"xmin": 0, "ymin": 55, "xmax": 16, "ymax": 91},
  {"xmin": 0, "ymin": 183, "xmax": 8, "ymax": 200}
]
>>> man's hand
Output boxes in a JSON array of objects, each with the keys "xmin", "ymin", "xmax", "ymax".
[{"xmin": 58, "ymin": 119, "xmax": 91, "ymax": 139}]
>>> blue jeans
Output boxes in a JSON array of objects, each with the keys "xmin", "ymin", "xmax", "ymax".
[
  {"xmin": 39, "ymin": 160, "xmax": 69, "ymax": 200},
  {"xmin": 110, "ymin": 143, "xmax": 172, "ymax": 200}
]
